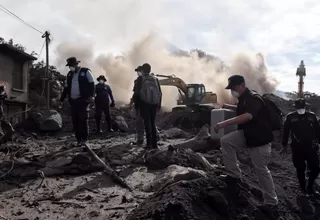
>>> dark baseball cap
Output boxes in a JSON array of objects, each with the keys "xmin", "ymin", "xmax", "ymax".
[
  {"xmin": 141, "ymin": 63, "xmax": 151, "ymax": 73},
  {"xmin": 134, "ymin": 66, "xmax": 142, "ymax": 71},
  {"xmin": 225, "ymin": 75, "xmax": 245, "ymax": 89},
  {"xmin": 294, "ymin": 98, "xmax": 306, "ymax": 108}
]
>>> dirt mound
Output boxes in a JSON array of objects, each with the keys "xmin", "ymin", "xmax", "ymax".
[
  {"xmin": 127, "ymin": 170, "xmax": 296, "ymax": 220},
  {"xmin": 127, "ymin": 171, "xmax": 273, "ymax": 220}
]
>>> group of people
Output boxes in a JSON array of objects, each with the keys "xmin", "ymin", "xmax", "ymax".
[
  {"xmin": 58, "ymin": 56, "xmax": 320, "ymax": 210},
  {"xmin": 59, "ymin": 57, "xmax": 162, "ymax": 149},
  {"xmin": 215, "ymin": 75, "xmax": 320, "ymax": 210}
]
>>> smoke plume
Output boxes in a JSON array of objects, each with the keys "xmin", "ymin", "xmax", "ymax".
[{"xmin": 54, "ymin": 34, "xmax": 279, "ymax": 111}]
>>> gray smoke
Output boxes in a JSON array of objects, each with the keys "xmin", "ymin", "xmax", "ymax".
[{"xmin": 54, "ymin": 34, "xmax": 279, "ymax": 110}]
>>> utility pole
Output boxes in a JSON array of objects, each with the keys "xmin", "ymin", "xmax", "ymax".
[
  {"xmin": 296, "ymin": 60, "xmax": 306, "ymax": 98},
  {"xmin": 42, "ymin": 31, "xmax": 51, "ymax": 109}
]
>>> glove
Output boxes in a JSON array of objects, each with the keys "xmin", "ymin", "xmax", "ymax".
[{"xmin": 110, "ymin": 102, "xmax": 115, "ymax": 107}]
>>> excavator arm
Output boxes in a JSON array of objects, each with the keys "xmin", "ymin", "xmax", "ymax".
[{"xmin": 156, "ymin": 74, "xmax": 188, "ymax": 95}]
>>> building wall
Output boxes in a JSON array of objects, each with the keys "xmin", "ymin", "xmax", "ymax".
[
  {"xmin": 0, "ymin": 53, "xmax": 29, "ymax": 103},
  {"xmin": 3, "ymin": 103, "xmax": 25, "ymax": 124},
  {"xmin": 0, "ymin": 52, "xmax": 29, "ymax": 123}
]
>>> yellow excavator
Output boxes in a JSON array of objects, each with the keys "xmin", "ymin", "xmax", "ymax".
[{"xmin": 156, "ymin": 74, "xmax": 218, "ymax": 112}]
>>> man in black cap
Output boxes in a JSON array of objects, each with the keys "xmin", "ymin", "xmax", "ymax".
[
  {"xmin": 132, "ymin": 63, "xmax": 162, "ymax": 149},
  {"xmin": 281, "ymin": 98, "xmax": 320, "ymax": 195},
  {"xmin": 59, "ymin": 57, "xmax": 95, "ymax": 146},
  {"xmin": 130, "ymin": 66, "xmax": 160, "ymax": 145},
  {"xmin": 214, "ymin": 75, "xmax": 278, "ymax": 206},
  {"xmin": 95, "ymin": 75, "xmax": 115, "ymax": 134}
]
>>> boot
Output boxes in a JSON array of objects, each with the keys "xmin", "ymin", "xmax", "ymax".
[
  {"xmin": 107, "ymin": 123, "xmax": 114, "ymax": 132},
  {"xmin": 96, "ymin": 120, "xmax": 102, "ymax": 134}
]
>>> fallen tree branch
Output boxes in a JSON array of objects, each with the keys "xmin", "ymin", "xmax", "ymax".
[
  {"xmin": 0, "ymin": 213, "xmax": 8, "ymax": 220},
  {"xmin": 83, "ymin": 143, "xmax": 132, "ymax": 191},
  {"xmin": 52, "ymin": 201, "xmax": 86, "ymax": 209}
]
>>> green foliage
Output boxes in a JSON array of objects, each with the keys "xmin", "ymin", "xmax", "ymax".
[{"xmin": 29, "ymin": 60, "xmax": 66, "ymax": 98}]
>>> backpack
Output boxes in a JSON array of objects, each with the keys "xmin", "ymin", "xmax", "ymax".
[
  {"xmin": 139, "ymin": 75, "xmax": 161, "ymax": 105},
  {"xmin": 253, "ymin": 93, "xmax": 283, "ymax": 131}
]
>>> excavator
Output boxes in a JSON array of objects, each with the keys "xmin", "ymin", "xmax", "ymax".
[{"xmin": 156, "ymin": 74, "xmax": 218, "ymax": 112}]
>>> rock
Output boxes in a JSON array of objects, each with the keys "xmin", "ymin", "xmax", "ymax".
[
  {"xmin": 143, "ymin": 165, "xmax": 207, "ymax": 192},
  {"xmin": 46, "ymin": 158, "xmax": 73, "ymax": 167},
  {"xmin": 164, "ymin": 128, "xmax": 189, "ymax": 139},
  {"xmin": 38, "ymin": 110, "xmax": 62, "ymax": 131},
  {"xmin": 113, "ymin": 116, "xmax": 129, "ymax": 132},
  {"xmin": 144, "ymin": 146, "xmax": 215, "ymax": 171},
  {"xmin": 29, "ymin": 109, "xmax": 62, "ymax": 132},
  {"xmin": 174, "ymin": 125, "xmax": 212, "ymax": 152},
  {"xmin": 88, "ymin": 210, "xmax": 100, "ymax": 218}
]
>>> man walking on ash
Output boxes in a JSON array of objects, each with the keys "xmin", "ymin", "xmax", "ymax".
[
  {"xmin": 214, "ymin": 75, "xmax": 278, "ymax": 207},
  {"xmin": 281, "ymin": 98, "xmax": 320, "ymax": 195},
  {"xmin": 95, "ymin": 75, "xmax": 115, "ymax": 134},
  {"xmin": 59, "ymin": 57, "xmax": 95, "ymax": 146}
]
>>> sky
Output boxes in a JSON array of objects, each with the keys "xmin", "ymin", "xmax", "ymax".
[{"xmin": 1, "ymin": 0, "xmax": 320, "ymax": 94}]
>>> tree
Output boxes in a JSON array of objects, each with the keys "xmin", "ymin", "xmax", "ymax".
[{"xmin": 29, "ymin": 61, "xmax": 66, "ymax": 97}]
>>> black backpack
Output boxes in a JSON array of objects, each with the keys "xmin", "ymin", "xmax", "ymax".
[{"xmin": 253, "ymin": 93, "xmax": 283, "ymax": 131}]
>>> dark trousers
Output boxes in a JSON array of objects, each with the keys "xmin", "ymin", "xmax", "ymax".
[
  {"xmin": 292, "ymin": 143, "xmax": 320, "ymax": 191},
  {"xmin": 70, "ymin": 98, "xmax": 89, "ymax": 142},
  {"xmin": 140, "ymin": 103, "xmax": 157, "ymax": 148},
  {"xmin": 95, "ymin": 102, "xmax": 111, "ymax": 130}
]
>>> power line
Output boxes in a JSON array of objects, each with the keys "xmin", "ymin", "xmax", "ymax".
[
  {"xmin": 37, "ymin": 40, "xmax": 46, "ymax": 59},
  {"xmin": 0, "ymin": 4, "xmax": 43, "ymax": 34}
]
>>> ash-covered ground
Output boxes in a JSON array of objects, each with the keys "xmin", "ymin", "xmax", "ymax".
[{"xmin": 0, "ymin": 94, "xmax": 320, "ymax": 220}]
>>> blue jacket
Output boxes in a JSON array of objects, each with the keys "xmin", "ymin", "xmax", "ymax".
[{"xmin": 95, "ymin": 83, "xmax": 114, "ymax": 104}]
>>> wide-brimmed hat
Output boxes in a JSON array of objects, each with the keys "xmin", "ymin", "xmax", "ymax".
[
  {"xmin": 97, "ymin": 75, "xmax": 107, "ymax": 82},
  {"xmin": 225, "ymin": 75, "xmax": 245, "ymax": 89},
  {"xmin": 66, "ymin": 57, "xmax": 81, "ymax": 66}
]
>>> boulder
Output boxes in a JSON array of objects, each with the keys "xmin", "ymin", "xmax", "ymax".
[
  {"xmin": 175, "ymin": 124, "xmax": 212, "ymax": 152},
  {"xmin": 113, "ymin": 116, "xmax": 129, "ymax": 132},
  {"xmin": 164, "ymin": 127, "xmax": 190, "ymax": 139},
  {"xmin": 28, "ymin": 109, "xmax": 62, "ymax": 132}
]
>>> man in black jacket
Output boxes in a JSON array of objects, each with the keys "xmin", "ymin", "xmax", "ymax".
[
  {"xmin": 215, "ymin": 75, "xmax": 278, "ymax": 206},
  {"xmin": 281, "ymin": 99, "xmax": 320, "ymax": 195},
  {"xmin": 95, "ymin": 75, "xmax": 115, "ymax": 133},
  {"xmin": 132, "ymin": 63, "xmax": 162, "ymax": 149},
  {"xmin": 59, "ymin": 57, "xmax": 95, "ymax": 146},
  {"xmin": 130, "ymin": 66, "xmax": 160, "ymax": 145}
]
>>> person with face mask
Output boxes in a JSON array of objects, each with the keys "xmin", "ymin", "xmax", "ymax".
[
  {"xmin": 95, "ymin": 75, "xmax": 115, "ymax": 134},
  {"xmin": 130, "ymin": 66, "xmax": 160, "ymax": 146},
  {"xmin": 59, "ymin": 57, "xmax": 95, "ymax": 146},
  {"xmin": 281, "ymin": 98, "xmax": 320, "ymax": 195},
  {"xmin": 214, "ymin": 75, "xmax": 278, "ymax": 209}
]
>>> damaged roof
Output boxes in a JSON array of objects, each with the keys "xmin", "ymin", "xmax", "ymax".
[{"xmin": 0, "ymin": 44, "xmax": 37, "ymax": 61}]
